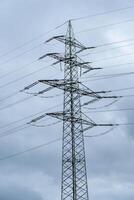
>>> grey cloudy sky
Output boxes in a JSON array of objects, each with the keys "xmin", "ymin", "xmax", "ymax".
[{"xmin": 0, "ymin": 0, "xmax": 134, "ymax": 200}]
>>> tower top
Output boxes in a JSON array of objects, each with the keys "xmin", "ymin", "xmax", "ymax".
[{"xmin": 66, "ymin": 20, "xmax": 74, "ymax": 38}]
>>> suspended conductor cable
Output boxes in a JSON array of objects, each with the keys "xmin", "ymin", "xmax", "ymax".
[
  {"xmin": 0, "ymin": 91, "xmax": 20, "ymax": 102},
  {"xmin": 118, "ymin": 123, "xmax": 134, "ymax": 125},
  {"xmin": 0, "ymin": 118, "xmax": 61, "ymax": 139},
  {"xmin": 93, "ymin": 37, "xmax": 134, "ymax": 49},
  {"xmin": 0, "ymin": 96, "xmax": 32, "ymax": 112},
  {"xmin": 83, "ymin": 71, "xmax": 134, "ymax": 79},
  {"xmin": 84, "ymin": 106, "xmax": 134, "ymax": 113},
  {"xmin": 84, "ymin": 127, "xmax": 115, "ymax": 138},
  {"xmin": 83, "ymin": 99, "xmax": 120, "ymax": 110},
  {"xmin": 109, "ymin": 86, "xmax": 134, "ymax": 92},
  {"xmin": 82, "ymin": 71, "xmax": 134, "ymax": 82},
  {"xmin": 30, "ymin": 120, "xmax": 61, "ymax": 128},
  {"xmin": 76, "ymin": 17, "xmax": 134, "ymax": 34},
  {"xmin": 0, "ymin": 21, "xmax": 67, "ymax": 59},
  {"xmin": 0, "ymin": 59, "xmax": 37, "ymax": 81},
  {"xmin": 0, "ymin": 103, "xmax": 62, "ymax": 130},
  {"xmin": 0, "ymin": 122, "xmax": 133, "ymax": 162},
  {"xmin": 122, "ymin": 94, "xmax": 134, "ymax": 98},
  {"xmin": 1, "ymin": 40, "xmax": 134, "ymax": 82},
  {"xmin": 0, "ymin": 138, "xmax": 61, "ymax": 161},
  {"xmin": 83, "ymin": 42, "xmax": 134, "ymax": 57},
  {"xmin": 92, "ymin": 51, "xmax": 134, "ymax": 63},
  {"xmin": 0, "ymin": 63, "xmax": 52, "ymax": 90},
  {"xmin": 0, "ymin": 43, "xmax": 43, "ymax": 67},
  {"xmin": 27, "ymin": 92, "xmax": 63, "ymax": 99},
  {"xmin": 71, "ymin": 5, "xmax": 134, "ymax": 21},
  {"xmin": 102, "ymin": 61, "xmax": 134, "ymax": 69},
  {"xmin": 0, "ymin": 124, "xmax": 29, "ymax": 139}
]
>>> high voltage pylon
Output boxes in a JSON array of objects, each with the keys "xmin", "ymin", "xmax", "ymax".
[{"xmin": 22, "ymin": 20, "xmax": 119, "ymax": 200}]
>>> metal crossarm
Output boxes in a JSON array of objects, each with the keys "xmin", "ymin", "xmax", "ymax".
[
  {"xmin": 39, "ymin": 79, "xmax": 111, "ymax": 98},
  {"xmin": 45, "ymin": 112, "xmax": 96, "ymax": 126},
  {"xmin": 45, "ymin": 35, "xmax": 91, "ymax": 50},
  {"xmin": 38, "ymin": 53, "xmax": 100, "ymax": 72}
]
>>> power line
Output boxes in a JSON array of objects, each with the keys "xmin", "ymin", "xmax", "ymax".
[
  {"xmin": 0, "ymin": 59, "xmax": 37, "ymax": 81},
  {"xmin": 86, "ymin": 71, "xmax": 134, "ymax": 78},
  {"xmin": 97, "ymin": 40, "xmax": 134, "ymax": 49},
  {"xmin": 83, "ymin": 99, "xmax": 120, "ymax": 110},
  {"xmin": 102, "ymin": 61, "xmax": 134, "ymax": 69},
  {"xmin": 98, "ymin": 38, "xmax": 134, "ymax": 47},
  {"xmin": 84, "ymin": 107, "xmax": 134, "ymax": 113},
  {"xmin": 86, "ymin": 85, "xmax": 134, "ymax": 96},
  {"xmin": 0, "ymin": 138, "xmax": 61, "ymax": 161},
  {"xmin": 0, "ymin": 103, "xmax": 62, "ymax": 130},
  {"xmin": 0, "ymin": 43, "xmax": 43, "ymax": 67},
  {"xmin": 0, "ymin": 22, "xmax": 66, "ymax": 59},
  {"xmin": 38, "ymin": 92, "xmax": 63, "ymax": 99},
  {"xmin": 84, "ymin": 127, "xmax": 115, "ymax": 138},
  {"xmin": 0, "ymin": 91, "xmax": 20, "ymax": 102},
  {"xmin": 0, "ymin": 124, "xmax": 29, "ymax": 139},
  {"xmin": 1, "ymin": 39, "xmax": 134, "ymax": 83},
  {"xmin": 1, "ymin": 41, "xmax": 132, "ymax": 83},
  {"xmin": 0, "ymin": 63, "xmax": 52, "ymax": 90},
  {"xmin": 96, "ymin": 37, "xmax": 134, "ymax": 48},
  {"xmin": 82, "ymin": 71, "xmax": 134, "ymax": 82},
  {"xmin": 0, "ymin": 93, "xmax": 60, "ymax": 113},
  {"xmin": 71, "ymin": 4, "xmax": 134, "ymax": 21},
  {"xmin": 92, "ymin": 51, "xmax": 134, "ymax": 63},
  {"xmin": 29, "ymin": 120, "xmax": 61, "ymax": 128},
  {"xmin": 0, "ymin": 119, "xmax": 60, "ymax": 139},
  {"xmin": 77, "ymin": 17, "xmax": 134, "ymax": 34},
  {"xmin": 1, "ymin": 36, "xmax": 134, "ymax": 75},
  {"xmin": 0, "ymin": 110, "xmax": 61, "ymax": 139},
  {"xmin": 83, "ymin": 42, "xmax": 134, "ymax": 56},
  {"xmin": 0, "ymin": 119, "xmax": 133, "ymax": 162},
  {"xmin": 2, "ymin": 67, "xmax": 134, "ymax": 103},
  {"xmin": 1, "ymin": 37, "xmax": 134, "ymax": 74},
  {"xmin": 110, "ymin": 86, "xmax": 134, "ymax": 92},
  {"xmin": 84, "ymin": 75, "xmax": 134, "ymax": 82},
  {"xmin": 117, "ymin": 123, "xmax": 134, "ymax": 125},
  {"xmin": 0, "ymin": 96, "xmax": 32, "ymax": 112},
  {"xmin": 122, "ymin": 94, "xmax": 134, "ymax": 98},
  {"xmin": 0, "ymin": 78, "xmax": 60, "ymax": 104},
  {"xmin": 82, "ymin": 60, "xmax": 134, "ymax": 72}
]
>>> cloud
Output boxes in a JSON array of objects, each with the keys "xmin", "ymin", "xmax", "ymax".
[
  {"xmin": 0, "ymin": 184, "xmax": 43, "ymax": 200},
  {"xmin": 0, "ymin": 0, "xmax": 134, "ymax": 200}
]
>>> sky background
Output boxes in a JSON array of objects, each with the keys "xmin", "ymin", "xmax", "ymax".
[{"xmin": 0, "ymin": 0, "xmax": 134, "ymax": 199}]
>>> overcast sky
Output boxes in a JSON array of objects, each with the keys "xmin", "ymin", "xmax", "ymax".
[{"xmin": 0, "ymin": 0, "xmax": 134, "ymax": 200}]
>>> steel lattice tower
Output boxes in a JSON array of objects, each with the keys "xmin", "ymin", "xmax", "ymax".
[
  {"xmin": 25, "ymin": 20, "xmax": 119, "ymax": 200},
  {"xmin": 61, "ymin": 21, "xmax": 89, "ymax": 200}
]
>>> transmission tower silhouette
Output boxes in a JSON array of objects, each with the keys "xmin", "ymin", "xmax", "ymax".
[{"xmin": 23, "ymin": 20, "xmax": 119, "ymax": 200}]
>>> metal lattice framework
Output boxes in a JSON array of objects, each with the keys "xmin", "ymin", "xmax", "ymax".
[
  {"xmin": 23, "ymin": 20, "xmax": 120, "ymax": 200},
  {"xmin": 61, "ymin": 21, "xmax": 89, "ymax": 200}
]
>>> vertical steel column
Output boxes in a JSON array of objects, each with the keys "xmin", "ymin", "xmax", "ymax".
[{"xmin": 61, "ymin": 20, "xmax": 89, "ymax": 200}]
